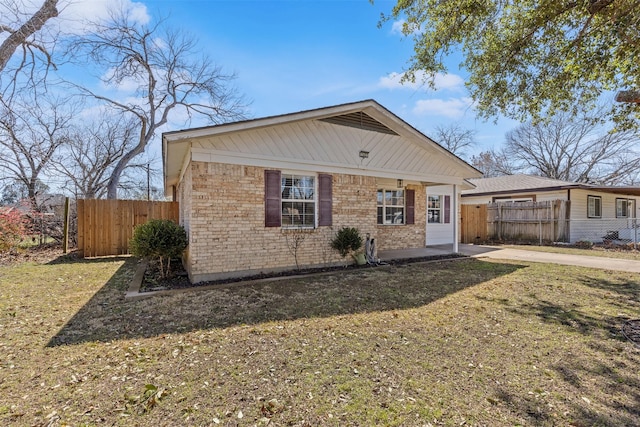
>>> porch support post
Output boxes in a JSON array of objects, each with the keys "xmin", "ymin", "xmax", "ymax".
[{"xmin": 452, "ymin": 184, "xmax": 459, "ymax": 253}]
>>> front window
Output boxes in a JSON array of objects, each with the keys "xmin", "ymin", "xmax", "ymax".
[
  {"xmin": 428, "ymin": 195, "xmax": 443, "ymax": 223},
  {"xmin": 282, "ymin": 174, "xmax": 315, "ymax": 227},
  {"xmin": 587, "ymin": 195, "xmax": 601, "ymax": 218},
  {"xmin": 377, "ymin": 189, "xmax": 404, "ymax": 224},
  {"xmin": 616, "ymin": 198, "xmax": 636, "ymax": 218}
]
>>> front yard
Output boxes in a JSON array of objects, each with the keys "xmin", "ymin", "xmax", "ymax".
[{"xmin": 0, "ymin": 252, "xmax": 639, "ymax": 426}]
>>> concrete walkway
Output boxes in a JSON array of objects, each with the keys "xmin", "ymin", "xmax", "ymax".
[{"xmin": 378, "ymin": 244, "xmax": 640, "ymax": 274}]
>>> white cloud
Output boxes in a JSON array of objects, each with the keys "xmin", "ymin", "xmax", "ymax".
[
  {"xmin": 412, "ymin": 97, "xmax": 474, "ymax": 119},
  {"xmin": 59, "ymin": 0, "xmax": 150, "ymax": 34},
  {"xmin": 391, "ymin": 20, "xmax": 406, "ymax": 35},
  {"xmin": 390, "ymin": 19, "xmax": 421, "ymax": 36},
  {"xmin": 378, "ymin": 70, "xmax": 465, "ymax": 92}
]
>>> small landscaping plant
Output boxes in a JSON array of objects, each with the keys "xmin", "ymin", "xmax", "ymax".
[
  {"xmin": 130, "ymin": 219, "xmax": 187, "ymax": 278},
  {"xmin": 330, "ymin": 227, "xmax": 363, "ymax": 260}
]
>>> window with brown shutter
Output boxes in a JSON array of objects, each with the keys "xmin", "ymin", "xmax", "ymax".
[
  {"xmin": 428, "ymin": 195, "xmax": 442, "ymax": 223},
  {"xmin": 266, "ymin": 170, "xmax": 324, "ymax": 228},
  {"xmin": 377, "ymin": 189, "xmax": 406, "ymax": 224}
]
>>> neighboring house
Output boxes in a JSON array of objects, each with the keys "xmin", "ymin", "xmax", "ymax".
[
  {"xmin": 163, "ymin": 100, "xmax": 482, "ymax": 283},
  {"xmin": 461, "ymin": 175, "xmax": 640, "ymax": 243}
]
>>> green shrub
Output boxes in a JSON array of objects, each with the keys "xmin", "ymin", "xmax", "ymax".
[
  {"xmin": 330, "ymin": 227, "xmax": 363, "ymax": 258},
  {"xmin": 130, "ymin": 219, "xmax": 187, "ymax": 278}
]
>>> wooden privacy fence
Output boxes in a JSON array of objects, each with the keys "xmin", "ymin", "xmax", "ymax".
[
  {"xmin": 461, "ymin": 204, "xmax": 488, "ymax": 244},
  {"xmin": 77, "ymin": 199, "xmax": 179, "ymax": 257},
  {"xmin": 487, "ymin": 200, "xmax": 570, "ymax": 244}
]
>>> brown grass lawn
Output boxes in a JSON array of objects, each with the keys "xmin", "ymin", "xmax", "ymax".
[
  {"xmin": 0, "ymin": 253, "xmax": 639, "ymax": 426},
  {"xmin": 506, "ymin": 244, "xmax": 640, "ymax": 261}
]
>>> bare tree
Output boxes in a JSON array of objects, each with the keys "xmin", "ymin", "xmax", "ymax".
[
  {"xmin": 503, "ymin": 109, "xmax": 640, "ymax": 185},
  {"xmin": 0, "ymin": 0, "xmax": 59, "ymax": 98},
  {"xmin": 1, "ymin": 177, "xmax": 48, "ymax": 205},
  {"xmin": 0, "ymin": 93, "xmax": 73, "ymax": 210},
  {"xmin": 52, "ymin": 114, "xmax": 137, "ymax": 199},
  {"xmin": 66, "ymin": 8, "xmax": 247, "ymax": 199},
  {"xmin": 116, "ymin": 155, "xmax": 165, "ymax": 201},
  {"xmin": 432, "ymin": 123, "xmax": 476, "ymax": 159},
  {"xmin": 469, "ymin": 149, "xmax": 516, "ymax": 178}
]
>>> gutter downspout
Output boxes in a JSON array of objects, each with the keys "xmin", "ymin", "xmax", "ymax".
[{"xmin": 567, "ymin": 189, "xmax": 571, "ymax": 243}]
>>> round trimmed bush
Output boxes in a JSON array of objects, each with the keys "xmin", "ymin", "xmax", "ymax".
[
  {"xmin": 130, "ymin": 219, "xmax": 187, "ymax": 277},
  {"xmin": 331, "ymin": 227, "xmax": 363, "ymax": 258}
]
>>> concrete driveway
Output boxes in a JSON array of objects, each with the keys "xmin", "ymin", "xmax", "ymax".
[
  {"xmin": 378, "ymin": 244, "xmax": 640, "ymax": 274},
  {"xmin": 460, "ymin": 244, "xmax": 640, "ymax": 274}
]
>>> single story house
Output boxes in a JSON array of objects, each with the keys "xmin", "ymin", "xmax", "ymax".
[
  {"xmin": 461, "ymin": 175, "xmax": 640, "ymax": 244},
  {"xmin": 163, "ymin": 100, "xmax": 482, "ymax": 283}
]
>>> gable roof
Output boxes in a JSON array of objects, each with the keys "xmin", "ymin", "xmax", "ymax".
[
  {"xmin": 462, "ymin": 174, "xmax": 640, "ymax": 197},
  {"xmin": 162, "ymin": 100, "xmax": 482, "ymax": 194},
  {"xmin": 463, "ymin": 175, "xmax": 577, "ymax": 195}
]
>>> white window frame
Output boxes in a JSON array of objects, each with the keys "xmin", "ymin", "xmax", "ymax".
[
  {"xmin": 616, "ymin": 198, "xmax": 636, "ymax": 218},
  {"xmin": 377, "ymin": 189, "xmax": 405, "ymax": 225},
  {"xmin": 281, "ymin": 173, "xmax": 316, "ymax": 228},
  {"xmin": 493, "ymin": 197, "xmax": 534, "ymax": 203},
  {"xmin": 587, "ymin": 195, "xmax": 602, "ymax": 218},
  {"xmin": 427, "ymin": 195, "xmax": 443, "ymax": 223}
]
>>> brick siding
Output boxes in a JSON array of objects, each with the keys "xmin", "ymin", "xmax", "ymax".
[{"xmin": 180, "ymin": 161, "xmax": 427, "ymax": 283}]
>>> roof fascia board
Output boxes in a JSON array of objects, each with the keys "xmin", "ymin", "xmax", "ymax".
[
  {"xmin": 582, "ymin": 186, "xmax": 640, "ymax": 197},
  {"xmin": 461, "ymin": 185, "xmax": 580, "ymax": 197}
]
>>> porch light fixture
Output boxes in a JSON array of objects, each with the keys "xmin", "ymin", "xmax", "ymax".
[
  {"xmin": 359, "ymin": 150, "xmax": 369, "ymax": 159},
  {"xmin": 397, "ymin": 179, "xmax": 403, "ymax": 188}
]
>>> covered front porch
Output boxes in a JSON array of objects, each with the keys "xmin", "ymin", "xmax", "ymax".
[{"xmin": 378, "ymin": 244, "xmax": 499, "ymax": 260}]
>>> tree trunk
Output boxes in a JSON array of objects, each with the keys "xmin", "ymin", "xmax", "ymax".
[
  {"xmin": 106, "ymin": 118, "xmax": 150, "ymax": 199},
  {"xmin": 615, "ymin": 90, "xmax": 640, "ymax": 104},
  {"xmin": 0, "ymin": 0, "xmax": 59, "ymax": 72}
]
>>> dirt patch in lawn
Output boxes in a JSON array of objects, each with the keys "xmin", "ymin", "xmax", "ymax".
[
  {"xmin": 623, "ymin": 320, "xmax": 640, "ymax": 347},
  {"xmin": 0, "ymin": 243, "xmax": 75, "ymax": 266}
]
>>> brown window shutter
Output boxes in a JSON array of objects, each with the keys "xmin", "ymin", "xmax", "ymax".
[
  {"xmin": 405, "ymin": 189, "xmax": 415, "ymax": 224},
  {"xmin": 264, "ymin": 170, "xmax": 281, "ymax": 227},
  {"xmin": 318, "ymin": 174, "xmax": 332, "ymax": 226},
  {"xmin": 444, "ymin": 195, "xmax": 451, "ymax": 224}
]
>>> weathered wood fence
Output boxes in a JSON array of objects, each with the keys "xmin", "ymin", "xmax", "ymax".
[
  {"xmin": 487, "ymin": 200, "xmax": 570, "ymax": 243},
  {"xmin": 77, "ymin": 199, "xmax": 179, "ymax": 257}
]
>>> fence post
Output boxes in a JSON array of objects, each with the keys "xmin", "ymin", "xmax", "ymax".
[
  {"xmin": 62, "ymin": 197, "xmax": 70, "ymax": 254},
  {"xmin": 635, "ymin": 218, "xmax": 638, "ymax": 250},
  {"xmin": 498, "ymin": 204, "xmax": 502, "ymax": 241},
  {"xmin": 539, "ymin": 219, "xmax": 542, "ymax": 245}
]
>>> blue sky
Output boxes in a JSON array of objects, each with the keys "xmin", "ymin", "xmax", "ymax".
[
  {"xmin": 52, "ymin": 0, "xmax": 521, "ymax": 163},
  {"xmin": 113, "ymin": 0, "xmax": 519, "ymax": 157}
]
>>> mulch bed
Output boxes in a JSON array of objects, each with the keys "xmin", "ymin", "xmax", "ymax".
[{"xmin": 139, "ymin": 253, "xmax": 466, "ymax": 293}]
